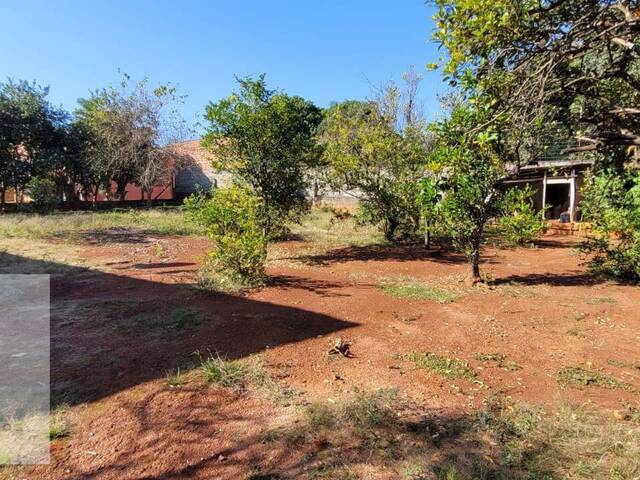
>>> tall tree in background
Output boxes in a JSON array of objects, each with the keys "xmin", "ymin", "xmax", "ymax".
[
  {"xmin": 318, "ymin": 70, "xmax": 432, "ymax": 241},
  {"xmin": 75, "ymin": 76, "xmax": 187, "ymax": 204},
  {"xmin": 203, "ymin": 75, "xmax": 322, "ymax": 234},
  {"xmin": 0, "ymin": 79, "xmax": 67, "ymax": 210}
]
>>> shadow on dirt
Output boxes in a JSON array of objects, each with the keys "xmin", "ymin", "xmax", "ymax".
[
  {"xmin": 0, "ymin": 252, "xmax": 357, "ymax": 408},
  {"xmin": 294, "ymin": 244, "xmax": 479, "ymax": 266}
]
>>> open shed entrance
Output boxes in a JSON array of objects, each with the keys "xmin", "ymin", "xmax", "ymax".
[{"xmin": 545, "ymin": 183, "xmax": 570, "ymax": 220}]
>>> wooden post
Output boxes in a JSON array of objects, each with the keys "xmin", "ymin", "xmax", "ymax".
[
  {"xmin": 569, "ymin": 168, "xmax": 576, "ymax": 223},
  {"xmin": 541, "ymin": 171, "xmax": 547, "ymax": 220}
]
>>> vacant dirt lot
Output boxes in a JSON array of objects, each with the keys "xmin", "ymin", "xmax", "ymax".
[{"xmin": 1, "ymin": 210, "xmax": 639, "ymax": 479}]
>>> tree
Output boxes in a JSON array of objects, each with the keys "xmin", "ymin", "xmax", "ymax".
[
  {"xmin": 75, "ymin": 76, "xmax": 187, "ymax": 204},
  {"xmin": 580, "ymin": 168, "xmax": 640, "ymax": 281},
  {"xmin": 203, "ymin": 75, "xmax": 322, "ymax": 234},
  {"xmin": 318, "ymin": 73, "xmax": 432, "ymax": 241},
  {"xmin": 433, "ymin": 0, "xmax": 640, "ymax": 164},
  {"xmin": 430, "ymin": 102, "xmax": 507, "ymax": 284},
  {"xmin": 0, "ymin": 79, "xmax": 67, "ymax": 210}
]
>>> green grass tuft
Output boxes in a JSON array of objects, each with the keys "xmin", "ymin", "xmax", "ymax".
[
  {"xmin": 405, "ymin": 352, "xmax": 476, "ymax": 380},
  {"xmin": 200, "ymin": 355, "xmax": 248, "ymax": 390},
  {"xmin": 378, "ymin": 280, "xmax": 457, "ymax": 303}
]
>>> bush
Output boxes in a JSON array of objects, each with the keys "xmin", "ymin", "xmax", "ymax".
[
  {"xmin": 26, "ymin": 176, "xmax": 58, "ymax": 211},
  {"xmin": 580, "ymin": 169, "xmax": 640, "ymax": 281},
  {"xmin": 498, "ymin": 185, "xmax": 546, "ymax": 246},
  {"xmin": 184, "ymin": 186, "xmax": 267, "ymax": 290}
]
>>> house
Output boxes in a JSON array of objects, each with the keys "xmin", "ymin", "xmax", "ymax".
[
  {"xmin": 170, "ymin": 139, "xmax": 232, "ymax": 200},
  {"xmin": 503, "ymin": 158, "xmax": 594, "ymax": 223}
]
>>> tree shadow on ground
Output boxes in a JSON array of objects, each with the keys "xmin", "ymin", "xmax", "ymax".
[
  {"xmin": 490, "ymin": 272, "xmax": 608, "ymax": 287},
  {"xmin": 26, "ymin": 389, "xmax": 564, "ymax": 480},
  {"xmin": 267, "ymin": 275, "xmax": 350, "ymax": 297},
  {"xmin": 0, "ymin": 251, "xmax": 357, "ymax": 408},
  {"xmin": 294, "ymin": 244, "xmax": 480, "ymax": 266}
]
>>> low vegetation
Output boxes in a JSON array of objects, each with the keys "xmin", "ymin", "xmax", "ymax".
[
  {"xmin": 558, "ymin": 366, "xmax": 635, "ymax": 392},
  {"xmin": 185, "ymin": 186, "xmax": 267, "ymax": 291},
  {"xmin": 378, "ymin": 277, "xmax": 458, "ymax": 303},
  {"xmin": 498, "ymin": 185, "xmax": 547, "ymax": 246},
  {"xmin": 0, "ymin": 208, "xmax": 199, "ymax": 241},
  {"xmin": 475, "ymin": 352, "xmax": 521, "ymax": 372},
  {"xmin": 116, "ymin": 306, "xmax": 206, "ymax": 335},
  {"xmin": 404, "ymin": 352, "xmax": 476, "ymax": 380}
]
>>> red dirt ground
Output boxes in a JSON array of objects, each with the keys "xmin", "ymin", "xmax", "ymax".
[{"xmin": 4, "ymin": 231, "xmax": 640, "ymax": 479}]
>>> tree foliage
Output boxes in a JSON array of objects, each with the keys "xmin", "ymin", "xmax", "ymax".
[
  {"xmin": 0, "ymin": 79, "xmax": 67, "ymax": 208},
  {"xmin": 433, "ymin": 0, "xmax": 640, "ymax": 163},
  {"xmin": 581, "ymin": 168, "xmax": 640, "ymax": 280},
  {"xmin": 430, "ymin": 102, "xmax": 507, "ymax": 283},
  {"xmin": 184, "ymin": 186, "xmax": 267, "ymax": 290},
  {"xmin": 203, "ymin": 75, "xmax": 322, "ymax": 234},
  {"xmin": 74, "ymin": 76, "xmax": 186, "ymax": 203},
  {"xmin": 318, "ymin": 73, "xmax": 432, "ymax": 241}
]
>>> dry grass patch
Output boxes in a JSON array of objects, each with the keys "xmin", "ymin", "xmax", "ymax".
[
  {"xmin": 558, "ymin": 366, "xmax": 636, "ymax": 392},
  {"xmin": 404, "ymin": 352, "xmax": 477, "ymax": 380}
]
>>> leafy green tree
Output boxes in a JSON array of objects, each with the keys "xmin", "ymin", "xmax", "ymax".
[
  {"xmin": 203, "ymin": 75, "xmax": 322, "ymax": 234},
  {"xmin": 430, "ymin": 102, "xmax": 506, "ymax": 284},
  {"xmin": 0, "ymin": 79, "xmax": 67, "ymax": 210},
  {"xmin": 433, "ymin": 0, "xmax": 640, "ymax": 164},
  {"xmin": 581, "ymin": 168, "xmax": 640, "ymax": 281},
  {"xmin": 318, "ymin": 75, "xmax": 431, "ymax": 241},
  {"xmin": 184, "ymin": 186, "xmax": 267, "ymax": 290}
]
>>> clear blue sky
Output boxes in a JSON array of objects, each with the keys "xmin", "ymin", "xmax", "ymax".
[{"xmin": 0, "ymin": 1, "xmax": 445, "ymax": 133}]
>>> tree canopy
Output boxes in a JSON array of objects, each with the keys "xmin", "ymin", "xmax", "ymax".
[
  {"xmin": 434, "ymin": 0, "xmax": 640, "ymax": 163},
  {"xmin": 203, "ymin": 75, "xmax": 322, "ymax": 233}
]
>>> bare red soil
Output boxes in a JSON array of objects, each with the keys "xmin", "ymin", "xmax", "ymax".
[{"xmin": 5, "ymin": 232, "xmax": 640, "ymax": 479}]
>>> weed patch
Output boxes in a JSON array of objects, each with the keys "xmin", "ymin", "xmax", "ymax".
[
  {"xmin": 558, "ymin": 367, "xmax": 635, "ymax": 391},
  {"xmin": 475, "ymin": 353, "xmax": 521, "ymax": 371},
  {"xmin": 404, "ymin": 352, "xmax": 476, "ymax": 380},
  {"xmin": 379, "ymin": 278, "xmax": 458, "ymax": 303}
]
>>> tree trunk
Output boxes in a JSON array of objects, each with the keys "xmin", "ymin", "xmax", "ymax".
[
  {"xmin": 469, "ymin": 256, "xmax": 482, "ymax": 285},
  {"xmin": 145, "ymin": 189, "xmax": 153, "ymax": 208},
  {"xmin": 384, "ymin": 218, "xmax": 398, "ymax": 242},
  {"xmin": 424, "ymin": 229, "xmax": 431, "ymax": 250},
  {"xmin": 468, "ymin": 238, "xmax": 483, "ymax": 285},
  {"xmin": 0, "ymin": 188, "xmax": 5, "ymax": 213}
]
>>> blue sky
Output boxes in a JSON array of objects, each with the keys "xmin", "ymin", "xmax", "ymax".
[{"xmin": 0, "ymin": 1, "xmax": 445, "ymax": 133}]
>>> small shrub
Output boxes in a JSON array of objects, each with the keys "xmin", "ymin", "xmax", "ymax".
[
  {"xmin": 184, "ymin": 186, "xmax": 267, "ymax": 290},
  {"xmin": 498, "ymin": 185, "xmax": 547, "ymax": 246},
  {"xmin": 27, "ymin": 176, "xmax": 59, "ymax": 212},
  {"xmin": 405, "ymin": 352, "xmax": 476, "ymax": 380}
]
